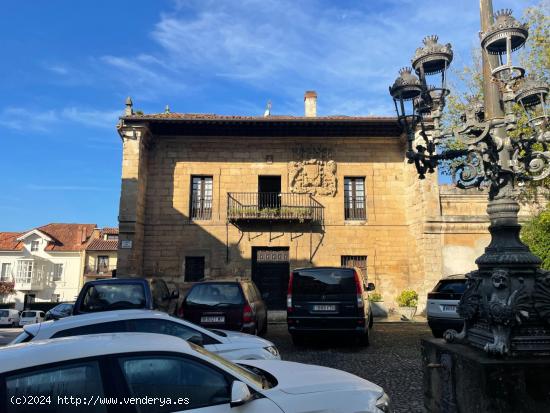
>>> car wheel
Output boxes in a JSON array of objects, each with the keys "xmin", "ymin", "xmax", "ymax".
[
  {"xmin": 291, "ymin": 334, "xmax": 306, "ymax": 346},
  {"xmin": 358, "ymin": 328, "xmax": 370, "ymax": 346},
  {"xmin": 368, "ymin": 313, "xmax": 374, "ymax": 329},
  {"xmin": 259, "ymin": 320, "xmax": 268, "ymax": 336},
  {"xmin": 11, "ymin": 322, "xmax": 16, "ymax": 328},
  {"xmin": 431, "ymin": 329, "xmax": 444, "ymax": 338}
]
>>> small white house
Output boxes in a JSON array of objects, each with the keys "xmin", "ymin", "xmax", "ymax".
[{"xmin": 0, "ymin": 223, "xmax": 95, "ymax": 310}]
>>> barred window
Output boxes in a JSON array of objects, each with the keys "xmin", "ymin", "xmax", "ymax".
[
  {"xmin": 341, "ymin": 255, "xmax": 367, "ymax": 277},
  {"xmin": 344, "ymin": 177, "xmax": 366, "ymax": 220},
  {"xmin": 190, "ymin": 176, "xmax": 213, "ymax": 220}
]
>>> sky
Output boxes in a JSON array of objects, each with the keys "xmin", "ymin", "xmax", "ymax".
[{"xmin": 0, "ymin": 0, "xmax": 540, "ymax": 231}]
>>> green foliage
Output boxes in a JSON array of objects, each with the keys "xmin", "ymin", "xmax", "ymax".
[
  {"xmin": 396, "ymin": 289, "xmax": 418, "ymax": 307},
  {"xmin": 369, "ymin": 292, "xmax": 383, "ymax": 302},
  {"xmin": 439, "ymin": 2, "xmax": 549, "ymax": 203},
  {"xmin": 521, "ymin": 205, "xmax": 550, "ymax": 270}
]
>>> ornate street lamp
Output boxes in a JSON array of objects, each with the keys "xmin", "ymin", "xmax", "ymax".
[{"xmin": 389, "ymin": 6, "xmax": 549, "ymax": 356}]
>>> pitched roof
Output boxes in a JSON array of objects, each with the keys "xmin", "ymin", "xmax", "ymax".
[
  {"xmin": 0, "ymin": 232, "xmax": 23, "ymax": 251},
  {"xmin": 86, "ymin": 239, "xmax": 118, "ymax": 251},
  {"xmin": 122, "ymin": 113, "xmax": 397, "ymax": 122},
  {"xmin": 100, "ymin": 227, "xmax": 119, "ymax": 236},
  {"xmin": 37, "ymin": 223, "xmax": 96, "ymax": 251}
]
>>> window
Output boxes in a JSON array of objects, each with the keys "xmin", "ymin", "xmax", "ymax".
[
  {"xmin": 341, "ymin": 255, "xmax": 368, "ymax": 277},
  {"xmin": 190, "ymin": 176, "xmax": 213, "ymax": 220},
  {"xmin": 51, "ymin": 320, "xmax": 128, "ymax": 338},
  {"xmin": 1, "ymin": 263, "xmax": 12, "ymax": 281},
  {"xmin": 185, "ymin": 256, "xmax": 205, "ymax": 282},
  {"xmin": 129, "ymin": 319, "xmax": 218, "ymax": 345},
  {"xmin": 119, "ymin": 355, "xmax": 230, "ymax": 412},
  {"xmin": 106, "ymin": 234, "xmax": 118, "ymax": 241},
  {"xmin": 97, "ymin": 256, "xmax": 109, "ymax": 272},
  {"xmin": 53, "ymin": 263, "xmax": 63, "ymax": 281},
  {"xmin": 344, "ymin": 177, "xmax": 366, "ymax": 220},
  {"xmin": 16, "ymin": 260, "xmax": 34, "ymax": 284},
  {"xmin": 30, "ymin": 240, "xmax": 39, "ymax": 252},
  {"xmin": 6, "ymin": 361, "xmax": 107, "ymax": 413}
]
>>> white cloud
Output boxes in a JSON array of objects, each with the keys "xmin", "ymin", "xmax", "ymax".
[{"xmin": 0, "ymin": 106, "xmax": 121, "ymax": 133}]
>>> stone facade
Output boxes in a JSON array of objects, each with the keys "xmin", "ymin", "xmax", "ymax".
[{"xmin": 115, "ymin": 108, "xmax": 537, "ymax": 312}]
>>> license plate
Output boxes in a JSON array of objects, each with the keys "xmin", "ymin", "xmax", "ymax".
[
  {"xmin": 201, "ymin": 316, "xmax": 225, "ymax": 323},
  {"xmin": 313, "ymin": 305, "xmax": 336, "ymax": 311},
  {"xmin": 441, "ymin": 305, "xmax": 457, "ymax": 312}
]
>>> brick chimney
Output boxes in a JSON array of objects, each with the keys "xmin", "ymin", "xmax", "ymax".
[{"xmin": 304, "ymin": 91, "xmax": 317, "ymax": 117}]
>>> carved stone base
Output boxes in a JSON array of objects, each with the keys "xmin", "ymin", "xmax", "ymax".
[{"xmin": 422, "ymin": 339, "xmax": 550, "ymax": 413}]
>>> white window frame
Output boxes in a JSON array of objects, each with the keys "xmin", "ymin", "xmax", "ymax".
[
  {"xmin": 30, "ymin": 240, "xmax": 40, "ymax": 252},
  {"xmin": 16, "ymin": 260, "xmax": 34, "ymax": 284},
  {"xmin": 0, "ymin": 263, "xmax": 12, "ymax": 281},
  {"xmin": 53, "ymin": 263, "xmax": 64, "ymax": 281}
]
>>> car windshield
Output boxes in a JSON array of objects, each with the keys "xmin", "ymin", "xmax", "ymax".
[
  {"xmin": 435, "ymin": 280, "xmax": 467, "ymax": 294},
  {"xmin": 189, "ymin": 342, "xmax": 267, "ymax": 389},
  {"xmin": 80, "ymin": 284, "xmax": 146, "ymax": 312},
  {"xmin": 0, "ymin": 310, "xmax": 8, "ymax": 317},
  {"xmin": 186, "ymin": 283, "xmax": 244, "ymax": 306},
  {"xmin": 21, "ymin": 311, "xmax": 36, "ymax": 318},
  {"xmin": 293, "ymin": 268, "xmax": 356, "ymax": 297}
]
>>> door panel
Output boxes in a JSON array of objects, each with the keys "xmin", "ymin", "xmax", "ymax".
[{"xmin": 252, "ymin": 248, "xmax": 289, "ymax": 310}]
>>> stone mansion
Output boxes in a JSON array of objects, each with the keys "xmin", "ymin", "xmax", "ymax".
[{"xmin": 115, "ymin": 92, "xmax": 528, "ymax": 311}]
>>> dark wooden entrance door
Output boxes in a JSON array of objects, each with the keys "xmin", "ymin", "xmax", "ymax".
[{"xmin": 252, "ymin": 247, "xmax": 289, "ymax": 310}]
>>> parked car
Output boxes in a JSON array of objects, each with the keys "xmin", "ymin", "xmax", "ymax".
[
  {"xmin": 44, "ymin": 302, "xmax": 74, "ymax": 321},
  {"xmin": 287, "ymin": 267, "xmax": 375, "ymax": 346},
  {"xmin": 73, "ymin": 277, "xmax": 179, "ymax": 315},
  {"xmin": 1, "ymin": 333, "xmax": 392, "ymax": 413},
  {"xmin": 18, "ymin": 310, "xmax": 45, "ymax": 326},
  {"xmin": 0, "ymin": 309, "xmax": 20, "ymax": 327},
  {"xmin": 180, "ymin": 279, "xmax": 268, "ymax": 336},
  {"xmin": 11, "ymin": 309, "xmax": 280, "ymax": 360},
  {"xmin": 427, "ymin": 274, "xmax": 467, "ymax": 338}
]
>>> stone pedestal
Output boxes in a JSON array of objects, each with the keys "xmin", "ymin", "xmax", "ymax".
[{"xmin": 422, "ymin": 338, "xmax": 550, "ymax": 413}]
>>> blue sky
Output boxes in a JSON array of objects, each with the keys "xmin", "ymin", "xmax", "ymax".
[{"xmin": 0, "ymin": 0, "xmax": 540, "ymax": 231}]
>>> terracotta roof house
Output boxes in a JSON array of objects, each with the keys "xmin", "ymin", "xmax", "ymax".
[
  {"xmin": 84, "ymin": 227, "xmax": 118, "ymax": 280},
  {"xmin": 0, "ymin": 223, "xmax": 96, "ymax": 310}
]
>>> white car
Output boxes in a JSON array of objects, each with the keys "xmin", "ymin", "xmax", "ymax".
[
  {"xmin": 11, "ymin": 309, "xmax": 280, "ymax": 360},
  {"xmin": 18, "ymin": 310, "xmax": 45, "ymax": 326},
  {"xmin": 0, "ymin": 309, "xmax": 20, "ymax": 327},
  {"xmin": 0, "ymin": 333, "xmax": 392, "ymax": 412}
]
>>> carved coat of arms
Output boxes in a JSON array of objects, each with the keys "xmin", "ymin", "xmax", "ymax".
[{"xmin": 288, "ymin": 147, "xmax": 337, "ymax": 196}]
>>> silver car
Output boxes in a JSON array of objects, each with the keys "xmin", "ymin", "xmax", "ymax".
[{"xmin": 427, "ymin": 274, "xmax": 466, "ymax": 337}]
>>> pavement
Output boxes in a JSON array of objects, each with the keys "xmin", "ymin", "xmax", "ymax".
[
  {"xmin": 0, "ymin": 327, "xmax": 22, "ymax": 346},
  {"xmin": 265, "ymin": 322, "xmax": 431, "ymax": 413}
]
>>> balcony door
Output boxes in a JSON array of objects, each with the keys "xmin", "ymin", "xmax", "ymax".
[{"xmin": 258, "ymin": 176, "xmax": 281, "ymax": 210}]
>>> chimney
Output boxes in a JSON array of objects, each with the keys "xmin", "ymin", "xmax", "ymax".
[{"xmin": 304, "ymin": 91, "xmax": 317, "ymax": 117}]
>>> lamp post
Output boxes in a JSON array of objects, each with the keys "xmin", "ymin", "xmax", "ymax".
[{"xmin": 389, "ymin": 1, "xmax": 549, "ymax": 357}]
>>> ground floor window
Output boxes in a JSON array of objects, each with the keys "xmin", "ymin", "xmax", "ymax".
[
  {"xmin": 185, "ymin": 256, "xmax": 205, "ymax": 282},
  {"xmin": 341, "ymin": 255, "xmax": 367, "ymax": 276}
]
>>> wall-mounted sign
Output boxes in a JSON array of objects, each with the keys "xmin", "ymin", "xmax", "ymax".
[{"xmin": 121, "ymin": 240, "xmax": 133, "ymax": 249}]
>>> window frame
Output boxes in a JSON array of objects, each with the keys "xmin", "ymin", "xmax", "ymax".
[
  {"xmin": 0, "ymin": 263, "xmax": 11, "ymax": 281},
  {"xmin": 16, "ymin": 260, "xmax": 34, "ymax": 284},
  {"xmin": 190, "ymin": 175, "xmax": 213, "ymax": 220},
  {"xmin": 53, "ymin": 263, "xmax": 64, "ymax": 281},
  {"xmin": 344, "ymin": 176, "xmax": 366, "ymax": 221},
  {"xmin": 30, "ymin": 240, "xmax": 40, "ymax": 252}
]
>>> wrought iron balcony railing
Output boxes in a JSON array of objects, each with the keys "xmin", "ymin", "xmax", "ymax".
[{"xmin": 227, "ymin": 192, "xmax": 323, "ymax": 223}]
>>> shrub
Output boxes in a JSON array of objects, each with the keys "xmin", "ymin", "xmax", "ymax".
[
  {"xmin": 369, "ymin": 292, "xmax": 383, "ymax": 302},
  {"xmin": 396, "ymin": 289, "xmax": 418, "ymax": 307}
]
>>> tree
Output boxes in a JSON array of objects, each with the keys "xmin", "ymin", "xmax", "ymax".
[
  {"xmin": 521, "ymin": 204, "xmax": 550, "ymax": 270},
  {"xmin": 439, "ymin": 2, "xmax": 549, "ymax": 203}
]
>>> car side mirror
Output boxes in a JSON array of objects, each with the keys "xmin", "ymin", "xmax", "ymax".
[
  {"xmin": 366, "ymin": 283, "xmax": 376, "ymax": 291},
  {"xmin": 188, "ymin": 334, "xmax": 204, "ymax": 347},
  {"xmin": 230, "ymin": 381, "xmax": 252, "ymax": 408}
]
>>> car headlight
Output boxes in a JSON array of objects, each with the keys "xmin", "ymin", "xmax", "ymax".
[
  {"xmin": 264, "ymin": 346, "xmax": 279, "ymax": 357},
  {"xmin": 376, "ymin": 392, "xmax": 392, "ymax": 412}
]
